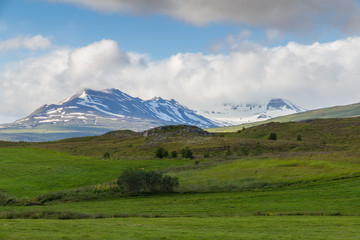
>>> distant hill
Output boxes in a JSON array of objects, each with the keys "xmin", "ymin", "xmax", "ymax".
[{"xmin": 208, "ymin": 102, "xmax": 360, "ymax": 132}]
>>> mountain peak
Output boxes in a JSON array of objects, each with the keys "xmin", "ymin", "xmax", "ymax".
[
  {"xmin": 267, "ymin": 98, "xmax": 304, "ymax": 112},
  {"xmin": 198, "ymin": 97, "xmax": 305, "ymax": 126},
  {"xmin": 14, "ymin": 88, "xmax": 219, "ymax": 132},
  {"xmin": 151, "ymin": 96, "xmax": 164, "ymax": 102}
]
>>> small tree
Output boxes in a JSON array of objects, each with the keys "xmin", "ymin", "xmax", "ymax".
[
  {"xmin": 297, "ymin": 135, "xmax": 302, "ymax": 141},
  {"xmin": 180, "ymin": 146, "xmax": 194, "ymax": 159},
  {"xmin": 269, "ymin": 132, "xmax": 277, "ymax": 140}
]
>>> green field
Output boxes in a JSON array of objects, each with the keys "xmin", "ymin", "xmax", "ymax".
[
  {"xmin": 2, "ymin": 216, "xmax": 360, "ymax": 240},
  {"xmin": 1, "ymin": 120, "xmax": 360, "ymax": 238}
]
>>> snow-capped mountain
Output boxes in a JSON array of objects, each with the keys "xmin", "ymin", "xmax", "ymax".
[
  {"xmin": 198, "ymin": 98, "xmax": 305, "ymax": 126},
  {"xmin": 15, "ymin": 88, "xmax": 219, "ymax": 130}
]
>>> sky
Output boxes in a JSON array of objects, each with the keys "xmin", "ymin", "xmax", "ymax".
[{"xmin": 1, "ymin": 0, "xmax": 360, "ymax": 123}]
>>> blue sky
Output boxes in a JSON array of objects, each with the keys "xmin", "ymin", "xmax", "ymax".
[
  {"xmin": 1, "ymin": 0, "xmax": 360, "ymax": 123},
  {"xmin": 1, "ymin": 0, "xmax": 353, "ymax": 59},
  {"xmin": 1, "ymin": 0, "xmax": 243, "ymax": 59}
]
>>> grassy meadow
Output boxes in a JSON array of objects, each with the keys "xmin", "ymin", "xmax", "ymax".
[{"xmin": 1, "ymin": 119, "xmax": 360, "ymax": 238}]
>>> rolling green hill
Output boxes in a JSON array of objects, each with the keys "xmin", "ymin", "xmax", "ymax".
[{"xmin": 1, "ymin": 121, "xmax": 360, "ymax": 239}]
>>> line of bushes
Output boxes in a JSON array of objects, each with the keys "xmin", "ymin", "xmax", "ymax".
[
  {"xmin": 117, "ymin": 168, "xmax": 179, "ymax": 195},
  {"xmin": 156, "ymin": 146, "xmax": 194, "ymax": 159}
]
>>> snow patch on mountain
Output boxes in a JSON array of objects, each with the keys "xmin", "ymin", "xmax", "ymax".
[
  {"xmin": 14, "ymin": 88, "xmax": 218, "ymax": 130},
  {"xmin": 198, "ymin": 98, "xmax": 305, "ymax": 126}
]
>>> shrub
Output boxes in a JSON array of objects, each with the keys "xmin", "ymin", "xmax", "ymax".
[
  {"xmin": 204, "ymin": 152, "xmax": 210, "ymax": 158},
  {"xmin": 117, "ymin": 168, "xmax": 179, "ymax": 195},
  {"xmin": 269, "ymin": 132, "xmax": 277, "ymax": 140},
  {"xmin": 170, "ymin": 150, "xmax": 178, "ymax": 158},
  {"xmin": 237, "ymin": 147, "xmax": 249, "ymax": 156},
  {"xmin": 297, "ymin": 135, "xmax": 302, "ymax": 141},
  {"xmin": 225, "ymin": 149, "xmax": 232, "ymax": 156},
  {"xmin": 252, "ymin": 142, "xmax": 263, "ymax": 155},
  {"xmin": 155, "ymin": 147, "xmax": 169, "ymax": 159},
  {"xmin": 0, "ymin": 190, "xmax": 16, "ymax": 206},
  {"xmin": 180, "ymin": 146, "xmax": 194, "ymax": 159},
  {"xmin": 163, "ymin": 150, "xmax": 169, "ymax": 158},
  {"xmin": 103, "ymin": 152, "xmax": 110, "ymax": 159}
]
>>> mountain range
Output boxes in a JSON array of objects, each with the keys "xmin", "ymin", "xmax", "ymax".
[
  {"xmin": 0, "ymin": 88, "xmax": 309, "ymax": 141},
  {"xmin": 198, "ymin": 98, "xmax": 305, "ymax": 125}
]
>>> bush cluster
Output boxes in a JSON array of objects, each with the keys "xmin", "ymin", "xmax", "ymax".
[
  {"xmin": 117, "ymin": 168, "xmax": 179, "ymax": 195},
  {"xmin": 180, "ymin": 146, "xmax": 194, "ymax": 159},
  {"xmin": 0, "ymin": 190, "xmax": 16, "ymax": 206},
  {"xmin": 155, "ymin": 147, "xmax": 169, "ymax": 159},
  {"xmin": 155, "ymin": 146, "xmax": 194, "ymax": 159}
]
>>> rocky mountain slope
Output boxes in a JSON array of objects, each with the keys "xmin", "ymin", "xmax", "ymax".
[{"xmin": 14, "ymin": 88, "xmax": 218, "ymax": 129}]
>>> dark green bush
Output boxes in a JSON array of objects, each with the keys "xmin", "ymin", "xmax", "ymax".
[
  {"xmin": 225, "ymin": 149, "xmax": 232, "ymax": 156},
  {"xmin": 180, "ymin": 146, "xmax": 194, "ymax": 159},
  {"xmin": 252, "ymin": 142, "xmax": 263, "ymax": 155},
  {"xmin": 297, "ymin": 135, "xmax": 302, "ymax": 141},
  {"xmin": 237, "ymin": 147, "xmax": 249, "ymax": 156},
  {"xmin": 155, "ymin": 147, "xmax": 169, "ymax": 159},
  {"xmin": 117, "ymin": 168, "xmax": 179, "ymax": 195},
  {"xmin": 103, "ymin": 152, "xmax": 110, "ymax": 159},
  {"xmin": 0, "ymin": 190, "xmax": 16, "ymax": 206},
  {"xmin": 269, "ymin": 132, "xmax": 277, "ymax": 140},
  {"xmin": 170, "ymin": 150, "xmax": 178, "ymax": 158}
]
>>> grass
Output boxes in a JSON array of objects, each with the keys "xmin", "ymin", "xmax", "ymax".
[
  {"xmin": 1, "ymin": 216, "xmax": 360, "ymax": 240},
  {"xmin": 168, "ymin": 152, "xmax": 360, "ymax": 192},
  {"xmin": 3, "ymin": 176, "xmax": 360, "ymax": 217},
  {"xmin": 0, "ymin": 147, "xmax": 191, "ymax": 198},
  {"xmin": 2, "ymin": 121, "xmax": 360, "ymax": 238}
]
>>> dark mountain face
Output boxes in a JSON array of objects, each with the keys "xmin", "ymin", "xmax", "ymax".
[
  {"xmin": 266, "ymin": 98, "xmax": 303, "ymax": 112},
  {"xmin": 14, "ymin": 88, "xmax": 219, "ymax": 130}
]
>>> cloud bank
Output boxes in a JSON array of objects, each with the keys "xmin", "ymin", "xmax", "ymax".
[
  {"xmin": 52, "ymin": 0, "xmax": 360, "ymax": 33},
  {"xmin": 2, "ymin": 37, "xmax": 360, "ymax": 123},
  {"xmin": 0, "ymin": 35, "xmax": 52, "ymax": 53}
]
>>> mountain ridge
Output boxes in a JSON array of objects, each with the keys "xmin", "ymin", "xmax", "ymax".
[
  {"xmin": 208, "ymin": 102, "xmax": 360, "ymax": 132},
  {"xmin": 0, "ymin": 88, "xmax": 220, "ymax": 141},
  {"xmin": 14, "ymin": 88, "xmax": 218, "ymax": 129},
  {"xmin": 198, "ymin": 98, "xmax": 305, "ymax": 126}
]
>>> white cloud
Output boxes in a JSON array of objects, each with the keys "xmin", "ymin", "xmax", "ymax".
[
  {"xmin": 1, "ymin": 37, "xmax": 360, "ymax": 121},
  {"xmin": 0, "ymin": 35, "xmax": 53, "ymax": 53},
  {"xmin": 51, "ymin": 0, "xmax": 360, "ymax": 33}
]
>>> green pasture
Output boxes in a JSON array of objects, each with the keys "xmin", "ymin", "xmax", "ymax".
[
  {"xmin": 0, "ymin": 147, "xmax": 190, "ymax": 198},
  {"xmin": 1, "ymin": 216, "xmax": 360, "ymax": 240},
  {"xmin": 169, "ymin": 151, "xmax": 360, "ymax": 192},
  {"xmin": 2, "ymin": 176, "xmax": 360, "ymax": 217}
]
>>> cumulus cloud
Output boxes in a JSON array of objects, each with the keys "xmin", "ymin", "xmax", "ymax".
[
  {"xmin": 51, "ymin": 0, "xmax": 360, "ymax": 33},
  {"xmin": 0, "ymin": 35, "xmax": 53, "ymax": 53},
  {"xmin": 2, "ymin": 37, "xmax": 360, "ymax": 123}
]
